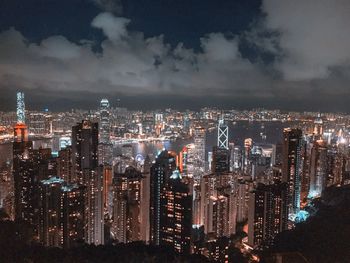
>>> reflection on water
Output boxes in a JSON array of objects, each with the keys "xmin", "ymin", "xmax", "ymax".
[{"xmin": 0, "ymin": 121, "xmax": 294, "ymax": 165}]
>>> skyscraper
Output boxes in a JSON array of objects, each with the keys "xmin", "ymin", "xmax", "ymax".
[
  {"xmin": 282, "ymin": 128, "xmax": 303, "ymax": 215},
  {"xmin": 211, "ymin": 146, "xmax": 230, "ymax": 174},
  {"xmin": 160, "ymin": 170, "xmax": 192, "ymax": 254},
  {"xmin": 99, "ymin": 99, "xmax": 110, "ymax": 144},
  {"xmin": 71, "ymin": 120, "xmax": 103, "ymax": 245},
  {"xmin": 98, "ymin": 99, "xmax": 113, "ymax": 165},
  {"xmin": 38, "ymin": 177, "xmax": 85, "ymax": 248},
  {"xmin": 248, "ymin": 182, "xmax": 288, "ymax": 248},
  {"xmin": 16, "ymin": 91, "xmax": 25, "ymax": 124},
  {"xmin": 309, "ymin": 140, "xmax": 327, "ymax": 197},
  {"xmin": 112, "ymin": 166, "xmax": 143, "ymax": 243},
  {"xmin": 193, "ymin": 127, "xmax": 206, "ymax": 177},
  {"xmin": 72, "ymin": 120, "xmax": 99, "ymax": 184},
  {"xmin": 217, "ymin": 118, "xmax": 228, "ymax": 149},
  {"xmin": 13, "ymin": 92, "xmax": 35, "ymax": 223},
  {"xmin": 150, "ymin": 150, "xmax": 177, "ymax": 245}
]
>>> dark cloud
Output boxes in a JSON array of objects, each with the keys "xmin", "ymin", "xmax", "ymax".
[
  {"xmin": 92, "ymin": 0, "xmax": 123, "ymax": 15},
  {"xmin": 0, "ymin": 1, "xmax": 350, "ymax": 112}
]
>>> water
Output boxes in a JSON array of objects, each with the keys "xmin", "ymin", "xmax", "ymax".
[{"xmin": 0, "ymin": 121, "xmax": 294, "ymax": 165}]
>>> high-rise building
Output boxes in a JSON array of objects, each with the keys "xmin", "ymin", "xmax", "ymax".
[
  {"xmin": 72, "ymin": 120, "xmax": 99, "ymax": 184},
  {"xmin": 309, "ymin": 140, "xmax": 327, "ymax": 197},
  {"xmin": 99, "ymin": 99, "xmax": 110, "ymax": 144},
  {"xmin": 57, "ymin": 146, "xmax": 74, "ymax": 183},
  {"xmin": 71, "ymin": 120, "xmax": 103, "ymax": 245},
  {"xmin": 16, "ymin": 91, "xmax": 25, "ymax": 124},
  {"xmin": 248, "ymin": 182, "xmax": 288, "ymax": 248},
  {"xmin": 282, "ymin": 128, "xmax": 303, "ymax": 215},
  {"xmin": 200, "ymin": 173, "xmax": 236, "ymax": 238},
  {"xmin": 112, "ymin": 166, "xmax": 143, "ymax": 243},
  {"xmin": 211, "ymin": 146, "xmax": 230, "ymax": 174},
  {"xmin": 38, "ymin": 177, "xmax": 85, "ymax": 248},
  {"xmin": 149, "ymin": 150, "xmax": 177, "ymax": 245},
  {"xmin": 98, "ymin": 99, "xmax": 113, "ymax": 165},
  {"xmin": 160, "ymin": 170, "xmax": 192, "ymax": 254},
  {"xmin": 13, "ymin": 123, "xmax": 34, "ymax": 222},
  {"xmin": 193, "ymin": 127, "xmax": 206, "ymax": 178},
  {"xmin": 217, "ymin": 119, "xmax": 228, "ymax": 149}
]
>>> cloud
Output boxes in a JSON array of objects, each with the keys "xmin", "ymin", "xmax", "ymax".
[
  {"xmin": 91, "ymin": 12, "xmax": 130, "ymax": 42},
  {"xmin": 1, "ymin": 6, "xmax": 350, "ymax": 111},
  {"xmin": 0, "ymin": 13, "xmax": 270, "ymax": 102},
  {"xmin": 262, "ymin": 0, "xmax": 350, "ymax": 81},
  {"xmin": 92, "ymin": 0, "xmax": 123, "ymax": 15}
]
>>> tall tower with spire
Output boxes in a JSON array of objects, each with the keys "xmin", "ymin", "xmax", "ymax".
[{"xmin": 217, "ymin": 117, "xmax": 228, "ymax": 149}]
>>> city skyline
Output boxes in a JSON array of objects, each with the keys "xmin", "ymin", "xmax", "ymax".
[
  {"xmin": 1, "ymin": 2, "xmax": 350, "ymax": 262},
  {"xmin": 1, "ymin": 1, "xmax": 350, "ymax": 112}
]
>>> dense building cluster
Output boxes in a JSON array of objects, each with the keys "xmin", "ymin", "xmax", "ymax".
[{"xmin": 1, "ymin": 92, "xmax": 350, "ymax": 262}]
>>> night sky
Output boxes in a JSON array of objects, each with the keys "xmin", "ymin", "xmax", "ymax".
[{"xmin": 0, "ymin": 0, "xmax": 350, "ymax": 112}]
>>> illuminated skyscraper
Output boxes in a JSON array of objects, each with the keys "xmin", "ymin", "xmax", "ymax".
[
  {"xmin": 211, "ymin": 146, "xmax": 230, "ymax": 174},
  {"xmin": 112, "ymin": 166, "xmax": 143, "ymax": 243},
  {"xmin": 71, "ymin": 120, "xmax": 103, "ymax": 245},
  {"xmin": 309, "ymin": 140, "xmax": 327, "ymax": 197},
  {"xmin": 160, "ymin": 170, "xmax": 192, "ymax": 254},
  {"xmin": 99, "ymin": 99, "xmax": 111, "ymax": 144},
  {"xmin": 38, "ymin": 177, "xmax": 85, "ymax": 248},
  {"xmin": 282, "ymin": 128, "xmax": 303, "ymax": 215},
  {"xmin": 193, "ymin": 127, "xmax": 206, "ymax": 179},
  {"xmin": 72, "ymin": 120, "xmax": 99, "ymax": 184},
  {"xmin": 217, "ymin": 118, "xmax": 228, "ymax": 149},
  {"xmin": 150, "ymin": 150, "xmax": 177, "ymax": 245},
  {"xmin": 248, "ymin": 182, "xmax": 288, "ymax": 248},
  {"xmin": 16, "ymin": 91, "xmax": 25, "ymax": 124},
  {"xmin": 99, "ymin": 99, "xmax": 113, "ymax": 165}
]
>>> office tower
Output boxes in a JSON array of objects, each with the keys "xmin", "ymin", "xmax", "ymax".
[
  {"xmin": 13, "ymin": 122, "xmax": 34, "ymax": 222},
  {"xmin": 248, "ymin": 182, "xmax": 288, "ymax": 248},
  {"xmin": 150, "ymin": 150, "xmax": 177, "ymax": 245},
  {"xmin": 282, "ymin": 128, "xmax": 303, "ymax": 215},
  {"xmin": 233, "ymin": 146, "xmax": 242, "ymax": 170},
  {"xmin": 251, "ymin": 146, "xmax": 272, "ymax": 182},
  {"xmin": 160, "ymin": 170, "xmax": 192, "ymax": 254},
  {"xmin": 140, "ymin": 156, "xmax": 151, "ymax": 242},
  {"xmin": 309, "ymin": 140, "xmax": 328, "ymax": 197},
  {"xmin": 57, "ymin": 146, "xmax": 74, "ymax": 183},
  {"xmin": 16, "ymin": 91, "xmax": 25, "ymax": 124},
  {"xmin": 193, "ymin": 127, "xmax": 206, "ymax": 177},
  {"xmin": 229, "ymin": 142, "xmax": 235, "ymax": 172},
  {"xmin": 217, "ymin": 118, "xmax": 228, "ymax": 149},
  {"xmin": 99, "ymin": 99, "xmax": 110, "ymax": 144},
  {"xmin": 38, "ymin": 177, "xmax": 85, "ymax": 248},
  {"xmin": 243, "ymin": 138, "xmax": 253, "ymax": 174},
  {"xmin": 212, "ymin": 146, "xmax": 230, "ymax": 174},
  {"xmin": 71, "ymin": 120, "xmax": 103, "ymax": 245},
  {"xmin": 72, "ymin": 120, "xmax": 99, "ymax": 184},
  {"xmin": 112, "ymin": 166, "xmax": 143, "ymax": 243},
  {"xmin": 98, "ymin": 99, "xmax": 113, "ymax": 165},
  {"xmin": 102, "ymin": 165, "xmax": 113, "ymax": 216}
]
